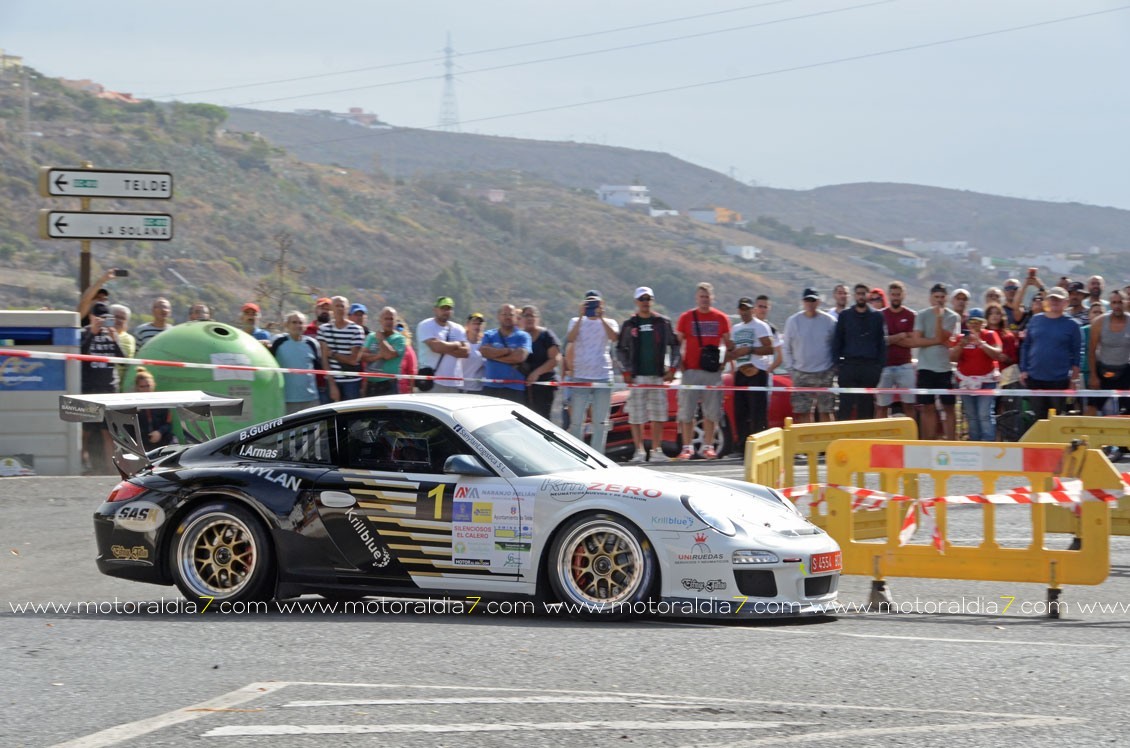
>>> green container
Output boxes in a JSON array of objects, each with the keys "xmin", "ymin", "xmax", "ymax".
[{"xmin": 123, "ymin": 321, "xmax": 284, "ymax": 439}]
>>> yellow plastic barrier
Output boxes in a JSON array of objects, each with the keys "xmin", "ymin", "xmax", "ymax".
[
  {"xmin": 1020, "ymin": 415, "xmax": 1130, "ymax": 535},
  {"xmin": 823, "ymin": 438, "xmax": 1118, "ymax": 617},
  {"xmin": 743, "ymin": 427, "xmax": 785, "ymax": 488},
  {"xmin": 744, "ymin": 417, "xmax": 918, "ymax": 539}
]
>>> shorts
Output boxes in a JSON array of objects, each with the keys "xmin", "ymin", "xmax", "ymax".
[
  {"xmin": 677, "ymin": 369, "xmax": 723, "ymax": 422},
  {"xmin": 876, "ymin": 363, "xmax": 916, "ymax": 406},
  {"xmin": 790, "ymin": 369, "xmax": 835, "ymax": 414},
  {"xmin": 916, "ymin": 369, "xmax": 956, "ymax": 406},
  {"xmin": 626, "ymin": 375, "xmax": 668, "ymax": 424}
]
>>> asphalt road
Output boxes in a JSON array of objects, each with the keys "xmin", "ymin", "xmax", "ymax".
[{"xmin": 3, "ymin": 472, "xmax": 1129, "ymax": 747}]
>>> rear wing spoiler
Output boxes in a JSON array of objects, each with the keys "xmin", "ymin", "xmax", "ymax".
[{"xmin": 59, "ymin": 391, "xmax": 245, "ymax": 463}]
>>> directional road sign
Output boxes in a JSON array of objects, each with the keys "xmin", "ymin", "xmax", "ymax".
[
  {"xmin": 39, "ymin": 167, "xmax": 173, "ymax": 199},
  {"xmin": 38, "ymin": 210, "xmax": 174, "ymax": 241}
]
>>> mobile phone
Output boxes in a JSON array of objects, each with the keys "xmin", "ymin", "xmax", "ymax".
[
  {"xmin": 112, "ymin": 268, "xmax": 129, "ymax": 277},
  {"xmin": 584, "ymin": 299, "xmax": 599, "ymax": 317}
]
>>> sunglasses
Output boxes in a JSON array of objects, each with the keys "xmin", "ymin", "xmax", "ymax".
[
  {"xmin": 869, "ymin": 296, "xmax": 882, "ymax": 302},
  {"xmin": 637, "ymin": 296, "xmax": 652, "ymax": 302}
]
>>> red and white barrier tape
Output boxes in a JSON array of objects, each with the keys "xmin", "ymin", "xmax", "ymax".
[
  {"xmin": 780, "ymin": 480, "xmax": 1121, "ymax": 550},
  {"xmin": 0, "ymin": 347, "xmax": 1119, "ymax": 397}
]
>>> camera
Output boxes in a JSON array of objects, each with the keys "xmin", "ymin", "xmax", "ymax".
[
  {"xmin": 584, "ymin": 299, "xmax": 599, "ymax": 317},
  {"xmin": 112, "ymin": 268, "xmax": 129, "ymax": 277}
]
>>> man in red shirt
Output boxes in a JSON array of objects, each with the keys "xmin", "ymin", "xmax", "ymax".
[
  {"xmin": 877, "ymin": 281, "xmax": 917, "ymax": 419},
  {"xmin": 950, "ymin": 308, "xmax": 1003, "ymax": 441},
  {"xmin": 675, "ymin": 282, "xmax": 732, "ymax": 459}
]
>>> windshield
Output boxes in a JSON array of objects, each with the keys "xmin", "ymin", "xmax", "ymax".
[{"xmin": 471, "ymin": 416, "xmax": 605, "ymax": 477}]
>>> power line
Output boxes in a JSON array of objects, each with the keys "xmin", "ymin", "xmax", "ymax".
[
  {"xmin": 231, "ymin": 0, "xmax": 895, "ymax": 108},
  {"xmin": 271, "ymin": 4, "xmax": 1130, "ymax": 151},
  {"xmin": 153, "ymin": 0, "xmax": 801, "ymax": 100}
]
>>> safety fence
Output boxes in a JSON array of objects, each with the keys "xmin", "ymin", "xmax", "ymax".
[
  {"xmin": 779, "ymin": 438, "xmax": 1121, "ymax": 617},
  {"xmin": 1, "ymin": 346, "xmax": 1124, "ymax": 398},
  {"xmin": 1019, "ymin": 414, "xmax": 1130, "ymax": 536}
]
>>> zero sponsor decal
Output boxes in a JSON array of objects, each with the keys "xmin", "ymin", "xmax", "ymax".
[
  {"xmin": 238, "ymin": 444, "xmax": 279, "ymax": 459},
  {"xmin": 586, "ymin": 481, "xmax": 662, "ymax": 499},
  {"xmin": 238, "ymin": 418, "xmax": 284, "ymax": 441},
  {"xmin": 346, "ymin": 507, "xmax": 391, "ymax": 567},
  {"xmin": 681, "ymin": 578, "xmax": 727, "ymax": 592},
  {"xmin": 113, "ymin": 502, "xmax": 165, "ymax": 532},
  {"xmin": 109, "ymin": 544, "xmax": 150, "ymax": 561},
  {"xmin": 234, "ymin": 465, "xmax": 302, "ymax": 492},
  {"xmin": 540, "ymin": 478, "xmax": 588, "ymax": 502},
  {"xmin": 674, "ymin": 533, "xmax": 726, "ymax": 564}
]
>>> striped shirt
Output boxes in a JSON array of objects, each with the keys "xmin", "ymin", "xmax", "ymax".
[
  {"xmin": 318, "ymin": 321, "xmax": 365, "ymax": 383},
  {"xmin": 132, "ymin": 322, "xmax": 174, "ymax": 349}
]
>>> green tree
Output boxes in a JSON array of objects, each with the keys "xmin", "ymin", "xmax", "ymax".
[{"xmin": 430, "ymin": 260, "xmax": 475, "ymax": 315}]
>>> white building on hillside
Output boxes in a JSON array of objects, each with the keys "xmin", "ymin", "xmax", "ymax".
[{"xmin": 597, "ymin": 185, "xmax": 650, "ymax": 208}]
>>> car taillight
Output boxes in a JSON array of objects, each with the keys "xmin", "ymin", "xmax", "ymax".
[{"xmin": 107, "ymin": 481, "xmax": 147, "ymax": 503}]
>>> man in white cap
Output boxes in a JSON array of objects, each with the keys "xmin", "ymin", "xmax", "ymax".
[{"xmin": 617, "ymin": 286, "xmax": 679, "ymax": 462}]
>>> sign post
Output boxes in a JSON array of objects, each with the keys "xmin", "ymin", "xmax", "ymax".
[{"xmin": 39, "ymin": 163, "xmax": 174, "ymax": 293}]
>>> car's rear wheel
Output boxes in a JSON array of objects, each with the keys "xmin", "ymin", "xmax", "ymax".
[
  {"xmin": 170, "ymin": 501, "xmax": 274, "ymax": 606},
  {"xmin": 547, "ymin": 513, "xmax": 656, "ymax": 618}
]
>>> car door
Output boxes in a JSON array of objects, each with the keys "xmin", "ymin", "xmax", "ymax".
[{"xmin": 315, "ymin": 408, "xmax": 525, "ymax": 590}]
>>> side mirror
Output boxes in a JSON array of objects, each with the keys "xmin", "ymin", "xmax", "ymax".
[{"xmin": 443, "ymin": 454, "xmax": 492, "ymax": 476}]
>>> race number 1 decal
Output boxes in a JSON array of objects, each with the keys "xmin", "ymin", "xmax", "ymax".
[{"xmin": 416, "ymin": 482, "xmax": 452, "ymax": 522}]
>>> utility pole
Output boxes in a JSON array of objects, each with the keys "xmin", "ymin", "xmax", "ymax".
[{"xmin": 438, "ymin": 32, "xmax": 460, "ymax": 132}]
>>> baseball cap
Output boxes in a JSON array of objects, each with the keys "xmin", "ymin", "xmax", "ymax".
[
  {"xmin": 967, "ymin": 307, "xmax": 986, "ymax": 321},
  {"xmin": 349, "ymin": 303, "xmax": 367, "ymax": 315},
  {"xmin": 1046, "ymin": 286, "xmax": 1068, "ymax": 299},
  {"xmin": 435, "ymin": 296, "xmax": 454, "ymax": 308},
  {"xmin": 90, "ymin": 301, "xmax": 111, "ymax": 318},
  {"xmin": 737, "ymin": 296, "xmax": 754, "ymax": 308},
  {"xmin": 802, "ymin": 287, "xmax": 821, "ymax": 301},
  {"xmin": 584, "ymin": 289, "xmax": 601, "ymax": 300},
  {"xmin": 930, "ymin": 283, "xmax": 948, "ymax": 295},
  {"xmin": 634, "ymin": 286, "xmax": 654, "ymax": 300},
  {"xmin": 1068, "ymin": 281, "xmax": 1086, "ymax": 293},
  {"xmin": 952, "ymin": 288, "xmax": 970, "ymax": 299},
  {"xmin": 242, "ymin": 302, "xmax": 260, "ymax": 313},
  {"xmin": 467, "ymin": 312, "xmax": 484, "ymax": 321},
  {"xmin": 315, "ymin": 297, "xmax": 332, "ymax": 307}
]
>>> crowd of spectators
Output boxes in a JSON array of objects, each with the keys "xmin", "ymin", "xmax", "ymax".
[{"xmin": 74, "ymin": 267, "xmax": 1129, "ymax": 467}]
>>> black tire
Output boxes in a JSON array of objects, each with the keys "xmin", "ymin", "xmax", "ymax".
[
  {"xmin": 546, "ymin": 513, "xmax": 657, "ymax": 618},
  {"xmin": 169, "ymin": 501, "xmax": 275, "ymax": 606},
  {"xmin": 995, "ymin": 409, "xmax": 1034, "ymax": 442}
]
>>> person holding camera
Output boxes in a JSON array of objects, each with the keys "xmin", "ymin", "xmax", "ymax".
[
  {"xmin": 565, "ymin": 290, "xmax": 620, "ymax": 454},
  {"xmin": 80, "ymin": 302, "xmax": 125, "ymax": 473},
  {"xmin": 783, "ymin": 288, "xmax": 838, "ymax": 425},
  {"xmin": 675, "ymin": 282, "xmax": 732, "ymax": 459}
]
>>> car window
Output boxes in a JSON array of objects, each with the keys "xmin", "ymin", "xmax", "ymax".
[
  {"xmin": 339, "ymin": 410, "xmax": 475, "ymax": 473},
  {"xmin": 470, "ymin": 417, "xmax": 600, "ymax": 476},
  {"xmin": 234, "ymin": 419, "xmax": 333, "ymax": 465}
]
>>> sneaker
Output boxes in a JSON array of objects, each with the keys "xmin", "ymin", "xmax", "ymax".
[
  {"xmin": 628, "ymin": 448, "xmax": 647, "ymax": 463},
  {"xmin": 649, "ymin": 448, "xmax": 666, "ymax": 462},
  {"xmin": 676, "ymin": 445, "xmax": 695, "ymax": 460},
  {"xmin": 701, "ymin": 446, "xmax": 718, "ymax": 460}
]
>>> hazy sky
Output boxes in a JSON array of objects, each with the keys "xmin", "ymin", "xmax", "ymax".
[{"xmin": 5, "ymin": 0, "xmax": 1129, "ymax": 208}]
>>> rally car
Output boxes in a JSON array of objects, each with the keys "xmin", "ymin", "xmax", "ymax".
[{"xmin": 61, "ymin": 392, "xmax": 840, "ymax": 618}]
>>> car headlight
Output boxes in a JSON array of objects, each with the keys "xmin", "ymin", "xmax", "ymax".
[
  {"xmin": 732, "ymin": 550, "xmax": 780, "ymax": 564},
  {"xmin": 681, "ymin": 494, "xmax": 736, "ymax": 537}
]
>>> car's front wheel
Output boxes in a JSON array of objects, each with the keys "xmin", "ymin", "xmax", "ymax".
[
  {"xmin": 170, "ymin": 501, "xmax": 275, "ymax": 607},
  {"xmin": 547, "ymin": 513, "xmax": 656, "ymax": 617}
]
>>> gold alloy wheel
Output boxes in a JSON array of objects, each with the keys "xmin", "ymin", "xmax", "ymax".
[
  {"xmin": 177, "ymin": 512, "xmax": 257, "ymax": 598},
  {"xmin": 556, "ymin": 519, "xmax": 646, "ymax": 605}
]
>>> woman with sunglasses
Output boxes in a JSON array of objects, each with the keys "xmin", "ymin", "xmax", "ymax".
[{"xmin": 868, "ymin": 288, "xmax": 888, "ymax": 310}]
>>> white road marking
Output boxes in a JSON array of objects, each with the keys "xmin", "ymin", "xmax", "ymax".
[
  {"xmin": 49, "ymin": 682, "xmax": 289, "ymax": 748},
  {"xmin": 284, "ymin": 695, "xmax": 685, "ymax": 707},
  {"xmin": 204, "ymin": 720, "xmax": 804, "ymax": 736}
]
